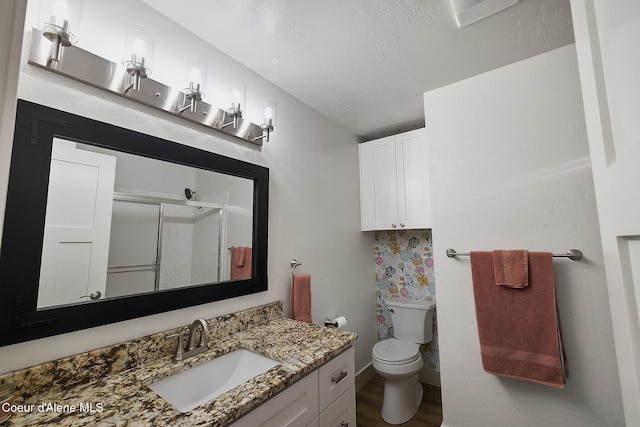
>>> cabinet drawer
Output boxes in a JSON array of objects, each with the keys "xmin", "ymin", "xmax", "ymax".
[
  {"xmin": 229, "ymin": 370, "xmax": 319, "ymax": 427},
  {"xmin": 318, "ymin": 347, "xmax": 355, "ymax": 412},
  {"xmin": 318, "ymin": 385, "xmax": 356, "ymax": 427}
]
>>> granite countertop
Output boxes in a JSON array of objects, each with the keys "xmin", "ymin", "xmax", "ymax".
[{"xmin": 2, "ymin": 303, "xmax": 357, "ymax": 426}]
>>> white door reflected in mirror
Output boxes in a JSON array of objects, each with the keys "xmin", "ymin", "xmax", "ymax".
[{"xmin": 37, "ymin": 138, "xmax": 116, "ymax": 308}]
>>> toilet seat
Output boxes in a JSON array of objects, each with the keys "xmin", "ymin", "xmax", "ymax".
[{"xmin": 372, "ymin": 339, "xmax": 421, "ymax": 365}]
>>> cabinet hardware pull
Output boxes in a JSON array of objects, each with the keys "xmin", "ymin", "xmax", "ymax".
[
  {"xmin": 331, "ymin": 370, "xmax": 348, "ymax": 384},
  {"xmin": 392, "ymin": 223, "xmax": 397, "ymax": 228},
  {"xmin": 340, "ymin": 422, "xmax": 349, "ymax": 427},
  {"xmin": 400, "ymin": 223, "xmax": 405, "ymax": 227}
]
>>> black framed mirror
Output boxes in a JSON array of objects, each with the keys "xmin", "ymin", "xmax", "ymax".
[{"xmin": 0, "ymin": 100, "xmax": 269, "ymax": 346}]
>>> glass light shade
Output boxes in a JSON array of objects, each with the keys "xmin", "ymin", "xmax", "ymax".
[
  {"xmin": 183, "ymin": 56, "xmax": 208, "ymax": 91},
  {"xmin": 38, "ymin": 0, "xmax": 83, "ymax": 44},
  {"xmin": 262, "ymin": 98, "xmax": 277, "ymax": 127},
  {"xmin": 123, "ymin": 23, "xmax": 154, "ymax": 75},
  {"xmin": 229, "ymin": 80, "xmax": 246, "ymax": 110}
]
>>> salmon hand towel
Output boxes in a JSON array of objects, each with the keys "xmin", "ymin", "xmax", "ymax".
[
  {"xmin": 230, "ymin": 246, "xmax": 252, "ymax": 280},
  {"xmin": 470, "ymin": 251, "xmax": 568, "ymax": 388},
  {"xmin": 291, "ymin": 274, "xmax": 312, "ymax": 323},
  {"xmin": 493, "ymin": 250, "xmax": 529, "ymax": 288}
]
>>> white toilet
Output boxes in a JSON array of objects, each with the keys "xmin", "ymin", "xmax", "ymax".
[{"xmin": 372, "ymin": 298, "xmax": 436, "ymax": 424}]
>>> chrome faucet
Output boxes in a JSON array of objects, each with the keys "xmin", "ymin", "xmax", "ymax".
[{"xmin": 166, "ymin": 318, "xmax": 210, "ymax": 362}]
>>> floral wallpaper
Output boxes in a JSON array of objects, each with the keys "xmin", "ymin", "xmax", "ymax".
[{"xmin": 375, "ymin": 230, "xmax": 439, "ymax": 372}]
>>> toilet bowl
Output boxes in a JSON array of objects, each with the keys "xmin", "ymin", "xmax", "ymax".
[
  {"xmin": 371, "ymin": 298, "xmax": 435, "ymax": 425},
  {"xmin": 372, "ymin": 338, "xmax": 424, "ymax": 424}
]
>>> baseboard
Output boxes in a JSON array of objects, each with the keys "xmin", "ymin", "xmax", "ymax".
[
  {"xmin": 355, "ymin": 362, "xmax": 376, "ymax": 391},
  {"xmin": 419, "ymin": 366, "xmax": 441, "ymax": 387}
]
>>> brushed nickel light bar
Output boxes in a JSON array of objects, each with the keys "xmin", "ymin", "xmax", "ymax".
[{"xmin": 28, "ymin": 27, "xmax": 274, "ymax": 146}]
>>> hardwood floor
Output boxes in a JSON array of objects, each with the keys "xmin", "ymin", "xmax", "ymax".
[{"xmin": 356, "ymin": 375, "xmax": 443, "ymax": 427}]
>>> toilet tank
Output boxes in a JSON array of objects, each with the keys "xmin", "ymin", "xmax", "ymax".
[{"xmin": 385, "ymin": 298, "xmax": 436, "ymax": 344}]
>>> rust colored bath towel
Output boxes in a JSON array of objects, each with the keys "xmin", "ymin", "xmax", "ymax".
[
  {"xmin": 493, "ymin": 249, "xmax": 529, "ymax": 288},
  {"xmin": 291, "ymin": 274, "xmax": 312, "ymax": 323},
  {"xmin": 230, "ymin": 246, "xmax": 252, "ymax": 280},
  {"xmin": 470, "ymin": 251, "xmax": 567, "ymax": 388}
]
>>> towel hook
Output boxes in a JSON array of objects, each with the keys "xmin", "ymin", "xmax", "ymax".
[{"xmin": 291, "ymin": 259, "xmax": 302, "ymax": 276}]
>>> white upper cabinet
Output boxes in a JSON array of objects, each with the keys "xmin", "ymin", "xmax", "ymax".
[{"xmin": 359, "ymin": 128, "xmax": 431, "ymax": 231}]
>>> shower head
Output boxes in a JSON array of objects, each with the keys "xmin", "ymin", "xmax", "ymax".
[{"xmin": 184, "ymin": 188, "xmax": 196, "ymax": 200}]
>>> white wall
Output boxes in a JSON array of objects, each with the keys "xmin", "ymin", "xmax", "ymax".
[
  {"xmin": 0, "ymin": 0, "xmax": 376, "ymax": 375},
  {"xmin": 0, "ymin": 0, "xmax": 26, "ymax": 244},
  {"xmin": 425, "ymin": 44, "xmax": 625, "ymax": 426},
  {"xmin": 197, "ymin": 169, "xmax": 254, "ymax": 280}
]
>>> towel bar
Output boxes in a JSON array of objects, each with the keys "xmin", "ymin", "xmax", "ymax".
[{"xmin": 446, "ymin": 248, "xmax": 583, "ymax": 261}]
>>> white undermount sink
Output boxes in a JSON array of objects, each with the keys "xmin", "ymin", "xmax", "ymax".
[{"xmin": 147, "ymin": 349, "xmax": 280, "ymax": 413}]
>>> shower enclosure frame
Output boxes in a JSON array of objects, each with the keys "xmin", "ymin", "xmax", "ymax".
[{"xmin": 108, "ymin": 191, "xmax": 228, "ymax": 292}]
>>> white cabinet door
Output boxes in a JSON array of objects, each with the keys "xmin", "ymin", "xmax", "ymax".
[
  {"xmin": 318, "ymin": 385, "xmax": 356, "ymax": 427},
  {"xmin": 359, "ymin": 136, "xmax": 398, "ymax": 231},
  {"xmin": 571, "ymin": 0, "xmax": 640, "ymax": 424},
  {"xmin": 359, "ymin": 130, "xmax": 431, "ymax": 231},
  {"xmin": 229, "ymin": 371, "xmax": 319, "ymax": 427},
  {"xmin": 396, "ymin": 129, "xmax": 431, "ymax": 229},
  {"xmin": 37, "ymin": 139, "xmax": 116, "ymax": 308}
]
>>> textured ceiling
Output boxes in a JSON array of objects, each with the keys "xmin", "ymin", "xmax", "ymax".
[{"xmin": 142, "ymin": 0, "xmax": 574, "ymax": 141}]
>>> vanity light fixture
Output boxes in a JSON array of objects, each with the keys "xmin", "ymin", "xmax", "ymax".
[
  {"xmin": 123, "ymin": 23, "xmax": 154, "ymax": 94},
  {"xmin": 38, "ymin": 0, "xmax": 83, "ymax": 63},
  {"xmin": 222, "ymin": 80, "xmax": 246, "ymax": 129},
  {"xmin": 254, "ymin": 98, "xmax": 277, "ymax": 142},
  {"xmin": 179, "ymin": 56, "xmax": 207, "ymax": 114},
  {"xmin": 27, "ymin": 26, "xmax": 274, "ymax": 145}
]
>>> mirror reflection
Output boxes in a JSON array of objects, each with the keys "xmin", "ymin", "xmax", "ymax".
[{"xmin": 37, "ymin": 137, "xmax": 254, "ymax": 309}]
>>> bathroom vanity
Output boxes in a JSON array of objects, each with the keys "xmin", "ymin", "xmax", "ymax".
[
  {"xmin": 0, "ymin": 302, "xmax": 357, "ymax": 426},
  {"xmin": 229, "ymin": 346, "xmax": 355, "ymax": 427}
]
